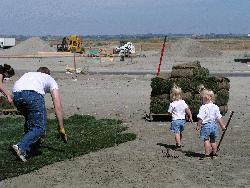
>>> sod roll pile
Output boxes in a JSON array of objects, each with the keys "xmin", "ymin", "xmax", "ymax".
[{"xmin": 150, "ymin": 61, "xmax": 230, "ymax": 117}]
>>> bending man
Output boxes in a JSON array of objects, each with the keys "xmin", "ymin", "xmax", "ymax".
[{"xmin": 11, "ymin": 67, "xmax": 67, "ymax": 162}]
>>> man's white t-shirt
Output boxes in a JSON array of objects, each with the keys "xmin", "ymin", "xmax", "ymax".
[
  {"xmin": 197, "ymin": 103, "xmax": 222, "ymax": 124},
  {"xmin": 13, "ymin": 72, "xmax": 59, "ymax": 95},
  {"xmin": 168, "ymin": 100, "xmax": 188, "ymax": 120}
]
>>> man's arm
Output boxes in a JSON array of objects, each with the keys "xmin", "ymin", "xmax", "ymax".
[
  {"xmin": 51, "ymin": 89, "xmax": 67, "ymax": 142},
  {"xmin": 0, "ymin": 74, "xmax": 13, "ymax": 103},
  {"xmin": 51, "ymin": 89, "xmax": 64, "ymax": 129}
]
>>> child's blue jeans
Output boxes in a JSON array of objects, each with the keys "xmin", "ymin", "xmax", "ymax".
[
  {"xmin": 200, "ymin": 122, "xmax": 219, "ymax": 141},
  {"xmin": 13, "ymin": 90, "xmax": 46, "ymax": 156},
  {"xmin": 170, "ymin": 119, "xmax": 186, "ymax": 134}
]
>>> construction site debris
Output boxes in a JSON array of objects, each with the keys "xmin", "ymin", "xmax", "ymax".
[
  {"xmin": 88, "ymin": 49, "xmax": 99, "ymax": 57},
  {"xmin": 99, "ymin": 48, "xmax": 113, "ymax": 57},
  {"xmin": 65, "ymin": 66, "xmax": 82, "ymax": 74}
]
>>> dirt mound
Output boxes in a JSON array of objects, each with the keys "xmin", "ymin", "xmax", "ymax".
[
  {"xmin": 166, "ymin": 38, "xmax": 222, "ymax": 58},
  {"xmin": 0, "ymin": 37, "xmax": 56, "ymax": 56}
]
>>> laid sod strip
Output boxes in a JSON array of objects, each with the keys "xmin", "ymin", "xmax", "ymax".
[{"xmin": 0, "ymin": 114, "xmax": 136, "ymax": 180}]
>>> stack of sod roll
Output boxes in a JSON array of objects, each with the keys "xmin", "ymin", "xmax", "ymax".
[{"xmin": 150, "ymin": 61, "xmax": 230, "ymax": 117}]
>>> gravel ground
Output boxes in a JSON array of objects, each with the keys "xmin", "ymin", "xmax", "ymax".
[{"xmin": 0, "ymin": 46, "xmax": 250, "ymax": 187}]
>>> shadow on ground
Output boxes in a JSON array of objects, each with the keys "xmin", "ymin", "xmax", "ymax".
[{"xmin": 157, "ymin": 143, "xmax": 204, "ymax": 158}]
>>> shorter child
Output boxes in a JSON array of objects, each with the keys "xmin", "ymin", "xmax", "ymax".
[
  {"xmin": 196, "ymin": 88, "xmax": 226, "ymax": 159},
  {"xmin": 168, "ymin": 85, "xmax": 192, "ymax": 150}
]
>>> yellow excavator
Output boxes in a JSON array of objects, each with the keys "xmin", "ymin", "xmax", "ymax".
[{"xmin": 57, "ymin": 35, "xmax": 84, "ymax": 53}]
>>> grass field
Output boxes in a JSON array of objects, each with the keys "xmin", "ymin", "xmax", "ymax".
[{"xmin": 0, "ymin": 115, "xmax": 136, "ymax": 181}]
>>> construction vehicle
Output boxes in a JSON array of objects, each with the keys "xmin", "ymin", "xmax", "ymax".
[
  {"xmin": 113, "ymin": 40, "xmax": 128, "ymax": 54},
  {"xmin": 57, "ymin": 35, "xmax": 84, "ymax": 53},
  {"xmin": 114, "ymin": 41, "xmax": 136, "ymax": 61}
]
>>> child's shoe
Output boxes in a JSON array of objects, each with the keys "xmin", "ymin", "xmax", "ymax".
[
  {"xmin": 199, "ymin": 154, "xmax": 210, "ymax": 160},
  {"xmin": 175, "ymin": 144, "xmax": 182, "ymax": 151},
  {"xmin": 210, "ymin": 152, "xmax": 218, "ymax": 159}
]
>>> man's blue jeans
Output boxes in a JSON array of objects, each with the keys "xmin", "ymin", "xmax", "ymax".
[{"xmin": 13, "ymin": 90, "xmax": 46, "ymax": 156}]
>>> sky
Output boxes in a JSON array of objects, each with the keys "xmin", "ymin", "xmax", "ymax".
[{"xmin": 1, "ymin": 0, "xmax": 250, "ymax": 36}]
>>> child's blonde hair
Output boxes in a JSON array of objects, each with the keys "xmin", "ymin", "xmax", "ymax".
[
  {"xmin": 200, "ymin": 88, "xmax": 215, "ymax": 103},
  {"xmin": 170, "ymin": 85, "xmax": 182, "ymax": 101}
]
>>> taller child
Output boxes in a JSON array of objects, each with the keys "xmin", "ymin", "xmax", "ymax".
[{"xmin": 196, "ymin": 88, "xmax": 226, "ymax": 159}]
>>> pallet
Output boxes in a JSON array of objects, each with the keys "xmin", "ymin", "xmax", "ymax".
[
  {"xmin": 147, "ymin": 113, "xmax": 171, "ymax": 121},
  {"xmin": 0, "ymin": 109, "xmax": 20, "ymax": 115}
]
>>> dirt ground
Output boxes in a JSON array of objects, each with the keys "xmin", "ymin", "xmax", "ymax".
[{"xmin": 0, "ymin": 41, "xmax": 250, "ymax": 187}]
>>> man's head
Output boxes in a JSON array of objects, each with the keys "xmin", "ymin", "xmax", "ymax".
[
  {"xmin": 37, "ymin": 67, "xmax": 51, "ymax": 75},
  {"xmin": 3, "ymin": 64, "xmax": 15, "ymax": 78}
]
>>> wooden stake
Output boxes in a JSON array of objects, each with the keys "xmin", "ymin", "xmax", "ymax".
[
  {"xmin": 217, "ymin": 111, "xmax": 234, "ymax": 152},
  {"xmin": 156, "ymin": 36, "xmax": 167, "ymax": 76}
]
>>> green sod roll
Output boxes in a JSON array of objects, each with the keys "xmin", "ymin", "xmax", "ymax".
[
  {"xmin": 151, "ymin": 77, "xmax": 173, "ymax": 96},
  {"xmin": 150, "ymin": 61, "xmax": 230, "ymax": 118},
  {"xmin": 216, "ymin": 89, "xmax": 230, "ymax": 106},
  {"xmin": 150, "ymin": 97, "xmax": 170, "ymax": 114}
]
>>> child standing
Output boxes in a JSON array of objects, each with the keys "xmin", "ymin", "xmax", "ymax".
[
  {"xmin": 196, "ymin": 88, "xmax": 226, "ymax": 159},
  {"xmin": 168, "ymin": 86, "xmax": 192, "ymax": 150}
]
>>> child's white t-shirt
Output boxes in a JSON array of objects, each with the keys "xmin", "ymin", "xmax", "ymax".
[
  {"xmin": 197, "ymin": 103, "xmax": 222, "ymax": 124},
  {"xmin": 168, "ymin": 100, "xmax": 188, "ymax": 120}
]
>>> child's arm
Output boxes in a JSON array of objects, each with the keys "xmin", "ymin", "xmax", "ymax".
[
  {"xmin": 215, "ymin": 105, "xmax": 226, "ymax": 131},
  {"xmin": 168, "ymin": 104, "xmax": 172, "ymax": 112},
  {"xmin": 185, "ymin": 108, "xmax": 193, "ymax": 122},
  {"xmin": 167, "ymin": 103, "xmax": 173, "ymax": 115},
  {"xmin": 217, "ymin": 118, "xmax": 226, "ymax": 131},
  {"xmin": 196, "ymin": 118, "xmax": 202, "ymax": 131},
  {"xmin": 166, "ymin": 112, "xmax": 172, "ymax": 116}
]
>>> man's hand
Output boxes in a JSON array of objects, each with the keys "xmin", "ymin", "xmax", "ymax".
[
  {"xmin": 7, "ymin": 95, "xmax": 13, "ymax": 103},
  {"xmin": 58, "ymin": 127, "xmax": 67, "ymax": 143}
]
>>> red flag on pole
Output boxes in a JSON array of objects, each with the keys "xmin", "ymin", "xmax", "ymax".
[{"xmin": 156, "ymin": 36, "xmax": 167, "ymax": 76}]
